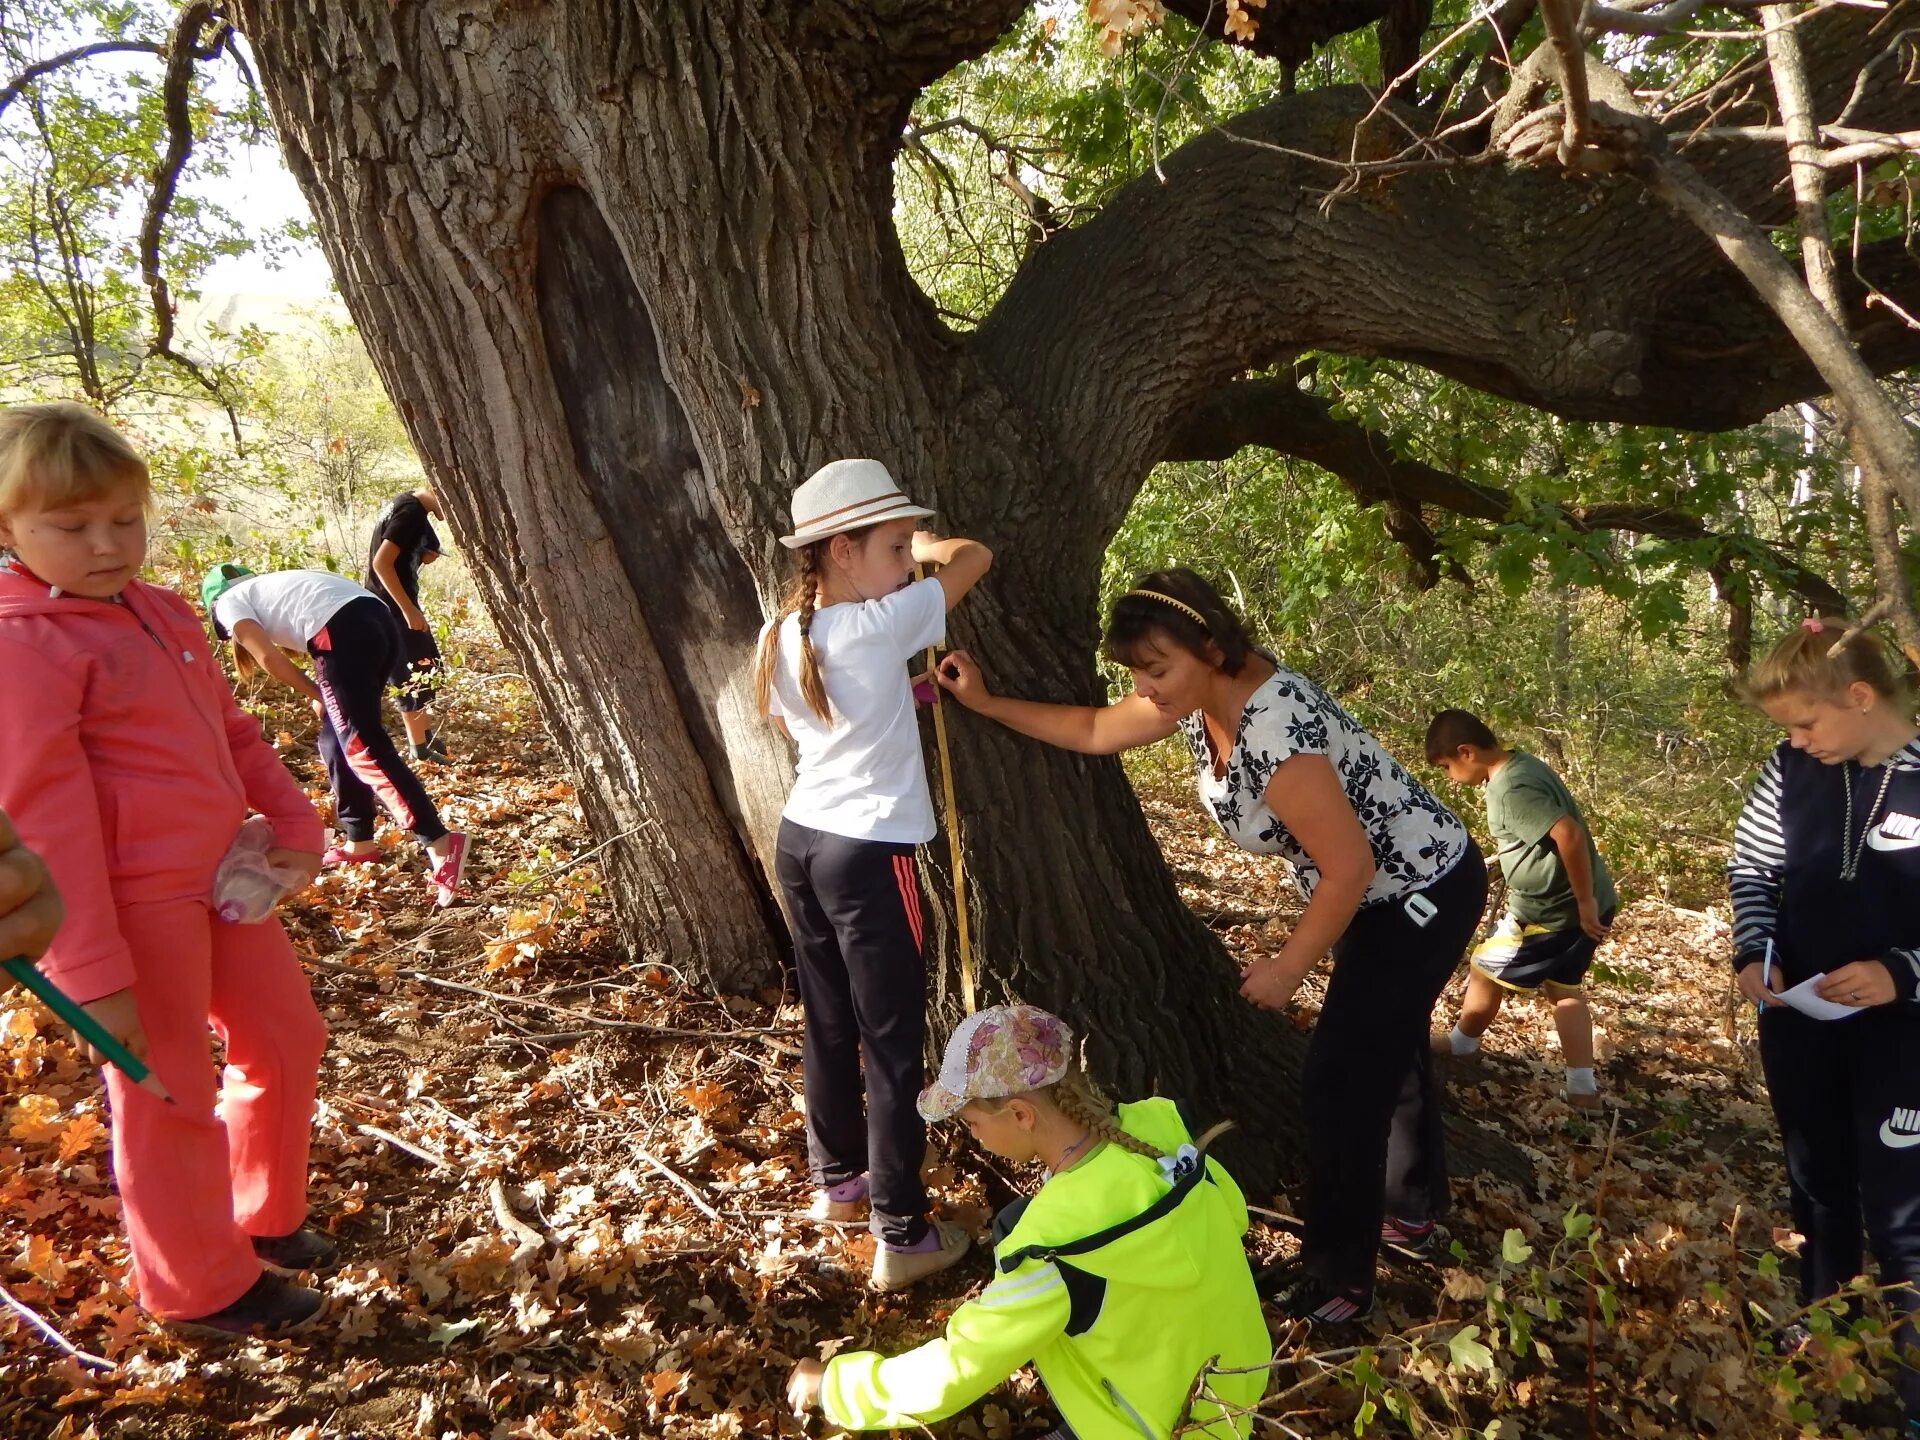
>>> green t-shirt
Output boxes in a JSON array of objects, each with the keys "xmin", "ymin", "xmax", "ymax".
[{"xmin": 1485, "ymin": 751, "xmax": 1615, "ymax": 930}]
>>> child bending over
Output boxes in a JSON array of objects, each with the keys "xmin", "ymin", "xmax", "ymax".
[{"xmin": 786, "ymin": 1004, "xmax": 1270, "ymax": 1439}]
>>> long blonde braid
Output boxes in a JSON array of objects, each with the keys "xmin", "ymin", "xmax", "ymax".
[
  {"xmin": 1047, "ymin": 1067, "xmax": 1236, "ymax": 1161},
  {"xmin": 753, "ymin": 541, "xmax": 831, "ymax": 723},
  {"xmin": 1047, "ymin": 1068, "xmax": 1162, "ymax": 1160}
]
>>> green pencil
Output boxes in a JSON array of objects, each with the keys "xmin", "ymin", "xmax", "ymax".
[{"xmin": 3, "ymin": 956, "xmax": 173, "ymax": 1104}]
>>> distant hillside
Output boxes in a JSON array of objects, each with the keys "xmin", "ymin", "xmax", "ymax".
[{"xmin": 178, "ymin": 291, "xmax": 351, "ymax": 349}]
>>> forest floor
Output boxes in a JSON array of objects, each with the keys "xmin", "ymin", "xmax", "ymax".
[{"xmin": 0, "ymin": 646, "xmax": 1908, "ymax": 1440}]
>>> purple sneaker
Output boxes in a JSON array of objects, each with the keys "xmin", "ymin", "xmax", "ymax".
[{"xmin": 810, "ymin": 1173, "xmax": 869, "ymax": 1222}]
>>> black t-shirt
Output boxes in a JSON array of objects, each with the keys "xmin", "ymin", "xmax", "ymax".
[{"xmin": 364, "ymin": 493, "xmax": 441, "ymax": 607}]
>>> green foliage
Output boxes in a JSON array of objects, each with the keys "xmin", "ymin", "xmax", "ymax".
[
  {"xmin": 0, "ymin": 0, "xmax": 290, "ymax": 409},
  {"xmin": 1095, "ymin": 353, "xmax": 1877, "ymax": 902}
]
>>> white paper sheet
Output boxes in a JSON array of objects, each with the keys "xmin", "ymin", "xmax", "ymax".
[{"xmin": 1771, "ymin": 975, "xmax": 1865, "ymax": 1022}]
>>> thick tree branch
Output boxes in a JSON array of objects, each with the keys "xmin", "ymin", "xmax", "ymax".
[
  {"xmin": 1163, "ymin": 378, "xmax": 1851, "ymax": 611},
  {"xmin": 803, "ymin": 0, "xmax": 1032, "ymax": 98},
  {"xmin": 1643, "ymin": 158, "xmax": 1920, "ymax": 528},
  {"xmin": 138, "ymin": 2, "xmax": 244, "ymax": 446},
  {"xmin": 972, "ymin": 8, "xmax": 1920, "ymax": 534}
]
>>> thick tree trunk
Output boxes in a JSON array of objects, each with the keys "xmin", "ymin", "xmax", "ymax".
[
  {"xmin": 222, "ymin": 0, "xmax": 1369, "ymax": 1193},
  {"xmin": 240, "ymin": 0, "xmax": 1920, "ymax": 1192}
]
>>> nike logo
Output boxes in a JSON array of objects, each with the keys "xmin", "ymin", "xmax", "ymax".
[
  {"xmin": 1880, "ymin": 1106, "xmax": 1920, "ymax": 1149},
  {"xmin": 1869, "ymin": 813, "xmax": 1920, "ymax": 852}
]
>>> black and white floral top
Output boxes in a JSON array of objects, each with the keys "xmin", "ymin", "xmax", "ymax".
[{"xmin": 1179, "ymin": 665, "xmax": 1470, "ymax": 907}]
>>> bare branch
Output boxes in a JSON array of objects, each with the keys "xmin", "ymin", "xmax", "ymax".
[
  {"xmin": 0, "ymin": 39, "xmax": 166, "ymax": 125},
  {"xmin": 138, "ymin": 2, "xmax": 246, "ymax": 448},
  {"xmin": 1581, "ymin": 0, "xmax": 1716, "ymax": 37},
  {"xmin": 1539, "ymin": 0, "xmax": 1600, "ymax": 166},
  {"xmin": 1763, "ymin": 0, "xmax": 1920, "ymax": 652},
  {"xmin": 1691, "ymin": 120, "xmax": 1920, "ymax": 164}
]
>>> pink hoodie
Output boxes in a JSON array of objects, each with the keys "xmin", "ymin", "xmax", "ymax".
[{"xmin": 0, "ymin": 565, "xmax": 324, "ymax": 1003}]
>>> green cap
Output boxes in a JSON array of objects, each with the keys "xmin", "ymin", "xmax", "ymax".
[{"xmin": 199, "ymin": 562, "xmax": 254, "ymax": 614}]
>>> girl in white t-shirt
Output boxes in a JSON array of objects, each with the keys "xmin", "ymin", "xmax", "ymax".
[
  {"xmin": 752, "ymin": 459, "xmax": 991, "ymax": 1292},
  {"xmin": 201, "ymin": 565, "xmax": 467, "ymax": 907}
]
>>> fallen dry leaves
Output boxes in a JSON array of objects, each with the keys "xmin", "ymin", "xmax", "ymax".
[{"xmin": 0, "ymin": 644, "xmax": 1905, "ymax": 1438}]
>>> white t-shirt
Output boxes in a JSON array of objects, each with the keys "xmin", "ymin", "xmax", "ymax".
[
  {"xmin": 764, "ymin": 577, "xmax": 946, "ymax": 844},
  {"xmin": 213, "ymin": 570, "xmax": 374, "ymax": 651}
]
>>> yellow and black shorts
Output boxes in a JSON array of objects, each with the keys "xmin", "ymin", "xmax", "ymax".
[{"xmin": 1470, "ymin": 913, "xmax": 1610, "ymax": 996}]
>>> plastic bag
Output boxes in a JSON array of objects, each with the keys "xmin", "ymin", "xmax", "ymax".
[{"xmin": 211, "ymin": 816, "xmax": 304, "ymax": 924}]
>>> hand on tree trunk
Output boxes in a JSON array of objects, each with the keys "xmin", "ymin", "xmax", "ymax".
[{"xmin": 1240, "ymin": 954, "xmax": 1309, "ymax": 1011}]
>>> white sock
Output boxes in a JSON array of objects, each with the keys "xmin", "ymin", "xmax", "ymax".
[
  {"xmin": 1566, "ymin": 1067, "xmax": 1598, "ymax": 1096},
  {"xmin": 1448, "ymin": 1026, "xmax": 1482, "ymax": 1056}
]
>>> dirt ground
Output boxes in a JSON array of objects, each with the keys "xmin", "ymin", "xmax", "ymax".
[{"xmin": 0, "ymin": 660, "xmax": 1906, "ymax": 1439}]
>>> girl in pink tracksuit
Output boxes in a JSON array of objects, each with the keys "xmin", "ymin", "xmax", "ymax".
[{"xmin": 0, "ymin": 402, "xmax": 334, "ymax": 1335}]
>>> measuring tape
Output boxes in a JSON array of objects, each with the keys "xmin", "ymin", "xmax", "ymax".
[{"xmin": 917, "ymin": 564, "xmax": 976, "ymax": 1013}]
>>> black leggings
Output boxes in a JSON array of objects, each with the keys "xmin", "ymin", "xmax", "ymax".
[
  {"xmin": 309, "ymin": 597, "xmax": 447, "ymax": 846},
  {"xmin": 1762, "ymin": 1004, "xmax": 1920, "ymax": 1419},
  {"xmin": 776, "ymin": 819, "xmax": 928, "ymax": 1247},
  {"xmin": 1302, "ymin": 844, "xmax": 1488, "ymax": 1291}
]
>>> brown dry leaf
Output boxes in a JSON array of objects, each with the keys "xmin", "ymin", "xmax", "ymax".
[
  {"xmin": 21, "ymin": 1231, "xmax": 69, "ymax": 1285},
  {"xmin": 57, "ymin": 1112, "xmax": 107, "ymax": 1164},
  {"xmin": 646, "ymin": 1369, "xmax": 687, "ymax": 1405},
  {"xmin": 9, "ymin": 1092, "xmax": 64, "ymax": 1143}
]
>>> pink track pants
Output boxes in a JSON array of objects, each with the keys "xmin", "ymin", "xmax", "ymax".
[{"xmin": 103, "ymin": 898, "xmax": 326, "ymax": 1318}]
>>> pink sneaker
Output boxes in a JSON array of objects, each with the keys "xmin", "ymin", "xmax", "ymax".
[
  {"xmin": 428, "ymin": 832, "xmax": 469, "ymax": 908},
  {"xmin": 323, "ymin": 845, "xmax": 380, "ymax": 867}
]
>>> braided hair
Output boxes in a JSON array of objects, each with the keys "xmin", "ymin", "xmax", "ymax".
[
  {"xmin": 1043, "ymin": 1066, "xmax": 1233, "ymax": 1161},
  {"xmin": 753, "ymin": 540, "xmax": 832, "ymax": 723}
]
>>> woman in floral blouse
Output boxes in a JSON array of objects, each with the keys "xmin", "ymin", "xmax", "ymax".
[{"xmin": 935, "ymin": 567, "xmax": 1486, "ymax": 1326}]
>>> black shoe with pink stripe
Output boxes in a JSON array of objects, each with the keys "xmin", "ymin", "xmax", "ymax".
[{"xmin": 1273, "ymin": 1275, "xmax": 1374, "ymax": 1326}]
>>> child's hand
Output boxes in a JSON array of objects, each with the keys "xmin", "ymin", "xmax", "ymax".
[
  {"xmin": 1815, "ymin": 959, "xmax": 1895, "ymax": 1008},
  {"xmin": 934, "ymin": 651, "xmax": 991, "ymax": 709},
  {"xmin": 0, "ymin": 812, "xmax": 62, "ymax": 961},
  {"xmin": 1736, "ymin": 960, "xmax": 1784, "ymax": 1008},
  {"xmin": 909, "ymin": 530, "xmax": 945, "ymax": 567},
  {"xmin": 1576, "ymin": 901, "xmax": 1609, "ymax": 944},
  {"xmin": 786, "ymin": 1358, "xmax": 825, "ymax": 1417},
  {"xmin": 267, "ymin": 848, "xmax": 324, "ymax": 894},
  {"xmin": 79, "ymin": 987, "xmax": 148, "ymax": 1068}
]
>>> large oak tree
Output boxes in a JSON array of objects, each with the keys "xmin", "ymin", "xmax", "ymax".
[{"xmin": 211, "ymin": 0, "xmax": 1919, "ymax": 1188}]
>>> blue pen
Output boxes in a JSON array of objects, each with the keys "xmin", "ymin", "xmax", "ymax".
[{"xmin": 1756, "ymin": 938, "xmax": 1774, "ymax": 1018}]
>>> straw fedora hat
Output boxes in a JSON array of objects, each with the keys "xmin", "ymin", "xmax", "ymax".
[{"xmin": 781, "ymin": 459, "xmax": 934, "ymax": 550}]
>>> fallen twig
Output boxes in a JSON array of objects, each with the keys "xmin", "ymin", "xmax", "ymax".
[
  {"xmin": 505, "ymin": 824, "xmax": 649, "ymax": 892},
  {"xmin": 489, "ymin": 1177, "xmax": 548, "ymax": 1257},
  {"xmin": 0, "ymin": 1279, "xmax": 116, "ymax": 1370},
  {"xmin": 357, "ymin": 1123, "xmax": 450, "ymax": 1170},
  {"xmin": 312, "ymin": 956, "xmax": 797, "ymax": 1046},
  {"xmin": 634, "ymin": 1143, "xmax": 732, "ymax": 1228}
]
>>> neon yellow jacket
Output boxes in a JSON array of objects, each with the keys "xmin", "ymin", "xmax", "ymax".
[{"xmin": 820, "ymin": 1099, "xmax": 1270, "ymax": 1439}]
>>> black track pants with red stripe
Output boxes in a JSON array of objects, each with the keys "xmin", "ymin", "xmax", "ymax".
[
  {"xmin": 776, "ymin": 818, "xmax": 928, "ymax": 1247},
  {"xmin": 309, "ymin": 597, "xmax": 448, "ymax": 847}
]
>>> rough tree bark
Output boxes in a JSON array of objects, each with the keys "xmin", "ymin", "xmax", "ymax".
[{"xmin": 228, "ymin": 1, "xmax": 1916, "ymax": 1190}]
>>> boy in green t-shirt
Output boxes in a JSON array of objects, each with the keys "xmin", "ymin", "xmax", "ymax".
[{"xmin": 1424, "ymin": 710, "xmax": 1616, "ymax": 1109}]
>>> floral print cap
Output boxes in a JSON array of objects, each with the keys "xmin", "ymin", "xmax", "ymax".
[{"xmin": 917, "ymin": 1005, "xmax": 1074, "ymax": 1122}]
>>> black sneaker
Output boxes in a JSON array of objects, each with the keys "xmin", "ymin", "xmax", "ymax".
[
  {"xmin": 1272, "ymin": 1273, "xmax": 1374, "ymax": 1326},
  {"xmin": 253, "ymin": 1227, "xmax": 339, "ymax": 1275},
  {"xmin": 168, "ymin": 1272, "xmax": 325, "ymax": 1337},
  {"xmin": 1380, "ymin": 1216, "xmax": 1443, "ymax": 1261},
  {"xmin": 410, "ymin": 732, "xmax": 449, "ymax": 763}
]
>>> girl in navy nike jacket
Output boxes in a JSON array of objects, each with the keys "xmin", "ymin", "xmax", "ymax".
[{"xmin": 1731, "ymin": 618, "xmax": 1920, "ymax": 1428}]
